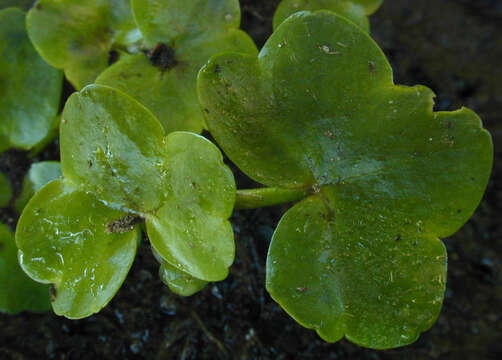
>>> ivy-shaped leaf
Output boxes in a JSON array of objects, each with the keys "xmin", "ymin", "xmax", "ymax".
[
  {"xmin": 96, "ymin": 0, "xmax": 257, "ymax": 134},
  {"xmin": 274, "ymin": 0, "xmax": 383, "ymax": 32},
  {"xmin": 16, "ymin": 85, "xmax": 235, "ymax": 317},
  {"xmin": 0, "ymin": 223, "xmax": 51, "ymax": 314},
  {"xmin": 0, "ymin": 172, "xmax": 12, "ymax": 208},
  {"xmin": 26, "ymin": 0, "xmax": 141, "ymax": 90},
  {"xmin": 197, "ymin": 12, "xmax": 492, "ymax": 348},
  {"xmin": 15, "ymin": 161, "xmax": 62, "ymax": 213},
  {"xmin": 0, "ymin": 8, "xmax": 62, "ymax": 152}
]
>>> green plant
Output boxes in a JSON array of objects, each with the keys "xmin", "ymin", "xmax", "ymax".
[
  {"xmin": 197, "ymin": 11, "xmax": 492, "ymax": 349},
  {"xmin": 0, "ymin": 7, "xmax": 62, "ymax": 153},
  {"xmin": 274, "ymin": 0, "xmax": 383, "ymax": 32}
]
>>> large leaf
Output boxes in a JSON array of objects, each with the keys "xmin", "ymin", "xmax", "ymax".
[
  {"xmin": 15, "ymin": 161, "xmax": 62, "ymax": 212},
  {"xmin": 0, "ymin": 172, "xmax": 12, "ymax": 207},
  {"xmin": 97, "ymin": 0, "xmax": 257, "ymax": 134},
  {"xmin": 16, "ymin": 179, "xmax": 139, "ymax": 318},
  {"xmin": 26, "ymin": 0, "xmax": 140, "ymax": 89},
  {"xmin": 1, "ymin": 223, "xmax": 50, "ymax": 314},
  {"xmin": 0, "ymin": 8, "xmax": 62, "ymax": 151},
  {"xmin": 198, "ymin": 11, "xmax": 492, "ymax": 348},
  {"xmin": 274, "ymin": 0, "xmax": 384, "ymax": 32}
]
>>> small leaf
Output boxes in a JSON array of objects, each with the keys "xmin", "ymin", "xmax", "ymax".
[
  {"xmin": 61, "ymin": 84, "xmax": 167, "ymax": 213},
  {"xmin": 0, "ymin": 223, "xmax": 50, "ymax": 314},
  {"xmin": 15, "ymin": 161, "xmax": 62, "ymax": 213},
  {"xmin": 146, "ymin": 132, "xmax": 235, "ymax": 281},
  {"xmin": 198, "ymin": 11, "xmax": 492, "ymax": 348},
  {"xmin": 26, "ymin": 0, "xmax": 140, "ymax": 89},
  {"xmin": 0, "ymin": 172, "xmax": 12, "ymax": 208},
  {"xmin": 0, "ymin": 8, "xmax": 62, "ymax": 151},
  {"xmin": 274, "ymin": 0, "xmax": 381, "ymax": 32},
  {"xmin": 16, "ymin": 179, "xmax": 138, "ymax": 319},
  {"xmin": 131, "ymin": 0, "xmax": 241, "ymax": 47},
  {"xmin": 159, "ymin": 260, "xmax": 208, "ymax": 296}
]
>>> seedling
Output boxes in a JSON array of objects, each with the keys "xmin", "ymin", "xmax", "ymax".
[
  {"xmin": 0, "ymin": 223, "xmax": 50, "ymax": 314},
  {"xmin": 0, "ymin": 7, "xmax": 62, "ymax": 153},
  {"xmin": 274, "ymin": 0, "xmax": 383, "ymax": 32},
  {"xmin": 16, "ymin": 85, "xmax": 235, "ymax": 318},
  {"xmin": 197, "ymin": 11, "xmax": 492, "ymax": 349},
  {"xmin": 96, "ymin": 0, "xmax": 257, "ymax": 133}
]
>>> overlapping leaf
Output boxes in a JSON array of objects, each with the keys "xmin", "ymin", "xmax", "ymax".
[
  {"xmin": 274, "ymin": 0, "xmax": 383, "ymax": 32},
  {"xmin": 0, "ymin": 8, "xmax": 62, "ymax": 152},
  {"xmin": 1, "ymin": 223, "xmax": 50, "ymax": 314},
  {"xmin": 15, "ymin": 161, "xmax": 62, "ymax": 212},
  {"xmin": 96, "ymin": 0, "xmax": 257, "ymax": 134},
  {"xmin": 197, "ymin": 11, "xmax": 492, "ymax": 348},
  {"xmin": 16, "ymin": 85, "xmax": 235, "ymax": 317},
  {"xmin": 26, "ymin": 0, "xmax": 141, "ymax": 89}
]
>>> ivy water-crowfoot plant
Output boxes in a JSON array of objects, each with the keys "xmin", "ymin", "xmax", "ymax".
[
  {"xmin": 197, "ymin": 11, "xmax": 492, "ymax": 349},
  {"xmin": 16, "ymin": 84, "xmax": 235, "ymax": 318}
]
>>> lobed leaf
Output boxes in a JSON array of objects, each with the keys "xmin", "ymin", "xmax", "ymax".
[
  {"xmin": 1, "ymin": 223, "xmax": 51, "ymax": 314},
  {"xmin": 198, "ymin": 11, "xmax": 492, "ymax": 348},
  {"xmin": 0, "ymin": 172, "xmax": 12, "ymax": 207},
  {"xmin": 26, "ymin": 0, "xmax": 140, "ymax": 89},
  {"xmin": 0, "ymin": 8, "xmax": 62, "ymax": 151},
  {"xmin": 16, "ymin": 179, "xmax": 139, "ymax": 319},
  {"xmin": 15, "ymin": 161, "xmax": 62, "ymax": 213}
]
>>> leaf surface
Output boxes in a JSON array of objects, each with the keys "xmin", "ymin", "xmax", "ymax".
[
  {"xmin": 0, "ymin": 8, "xmax": 62, "ymax": 151},
  {"xmin": 159, "ymin": 260, "xmax": 208, "ymax": 296},
  {"xmin": 198, "ymin": 11, "xmax": 492, "ymax": 348},
  {"xmin": 0, "ymin": 223, "xmax": 50, "ymax": 314},
  {"xmin": 16, "ymin": 179, "xmax": 139, "ymax": 318}
]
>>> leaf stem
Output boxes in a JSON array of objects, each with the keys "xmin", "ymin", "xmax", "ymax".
[{"xmin": 235, "ymin": 187, "xmax": 311, "ymax": 210}]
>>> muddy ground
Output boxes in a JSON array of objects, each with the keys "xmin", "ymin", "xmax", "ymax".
[{"xmin": 1, "ymin": 0, "xmax": 501, "ymax": 359}]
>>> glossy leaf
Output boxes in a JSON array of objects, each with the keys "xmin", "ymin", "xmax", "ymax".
[
  {"xmin": 0, "ymin": 8, "xmax": 62, "ymax": 151},
  {"xmin": 96, "ymin": 29, "xmax": 257, "ymax": 134},
  {"xmin": 16, "ymin": 179, "xmax": 139, "ymax": 318},
  {"xmin": 273, "ymin": 0, "xmax": 383, "ymax": 32},
  {"xmin": 26, "ymin": 0, "xmax": 141, "ymax": 89},
  {"xmin": 61, "ymin": 84, "xmax": 167, "ymax": 213},
  {"xmin": 0, "ymin": 172, "xmax": 12, "ymax": 207},
  {"xmin": 146, "ymin": 132, "xmax": 235, "ymax": 281},
  {"xmin": 198, "ymin": 11, "xmax": 492, "ymax": 348},
  {"xmin": 159, "ymin": 260, "xmax": 208, "ymax": 296},
  {"xmin": 1, "ymin": 223, "xmax": 51, "ymax": 314},
  {"xmin": 15, "ymin": 161, "xmax": 62, "ymax": 213}
]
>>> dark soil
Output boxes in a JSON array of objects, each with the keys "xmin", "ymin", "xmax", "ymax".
[{"xmin": 1, "ymin": 0, "xmax": 501, "ymax": 359}]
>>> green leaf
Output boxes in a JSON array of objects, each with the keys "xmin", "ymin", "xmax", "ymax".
[
  {"xmin": 1, "ymin": 223, "xmax": 50, "ymax": 314},
  {"xmin": 26, "ymin": 0, "xmax": 140, "ymax": 89},
  {"xmin": 0, "ymin": 172, "xmax": 12, "ymax": 207},
  {"xmin": 15, "ymin": 161, "xmax": 62, "ymax": 213},
  {"xmin": 131, "ymin": 0, "xmax": 241, "ymax": 47},
  {"xmin": 159, "ymin": 260, "xmax": 208, "ymax": 296},
  {"xmin": 97, "ymin": 0, "xmax": 257, "ymax": 134},
  {"xmin": 61, "ymin": 84, "xmax": 167, "ymax": 213},
  {"xmin": 198, "ymin": 11, "xmax": 492, "ymax": 348},
  {"xmin": 273, "ymin": 0, "xmax": 381, "ymax": 32},
  {"xmin": 146, "ymin": 132, "xmax": 235, "ymax": 281},
  {"xmin": 16, "ymin": 179, "xmax": 139, "ymax": 319},
  {"xmin": 0, "ymin": 8, "xmax": 62, "ymax": 151},
  {"xmin": 0, "ymin": 0, "xmax": 34, "ymax": 10}
]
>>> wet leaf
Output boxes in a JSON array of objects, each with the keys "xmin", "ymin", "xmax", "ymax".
[
  {"xmin": 97, "ymin": 0, "xmax": 257, "ymax": 134},
  {"xmin": 0, "ymin": 172, "xmax": 12, "ymax": 207},
  {"xmin": 15, "ymin": 161, "xmax": 62, "ymax": 213},
  {"xmin": 198, "ymin": 11, "xmax": 492, "ymax": 348},
  {"xmin": 274, "ymin": 0, "xmax": 384, "ymax": 32},
  {"xmin": 159, "ymin": 260, "xmax": 208, "ymax": 296},
  {"xmin": 0, "ymin": 223, "xmax": 51, "ymax": 314},
  {"xmin": 26, "ymin": 0, "xmax": 141, "ymax": 89},
  {"xmin": 0, "ymin": 8, "xmax": 62, "ymax": 151},
  {"xmin": 16, "ymin": 179, "xmax": 139, "ymax": 319}
]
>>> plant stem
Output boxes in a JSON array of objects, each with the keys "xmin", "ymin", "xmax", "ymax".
[{"xmin": 235, "ymin": 187, "xmax": 311, "ymax": 210}]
